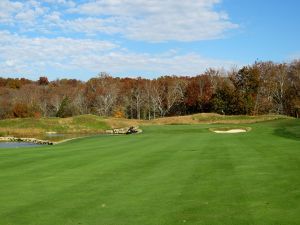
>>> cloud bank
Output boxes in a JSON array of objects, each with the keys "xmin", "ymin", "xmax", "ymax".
[{"xmin": 0, "ymin": 0, "xmax": 238, "ymax": 79}]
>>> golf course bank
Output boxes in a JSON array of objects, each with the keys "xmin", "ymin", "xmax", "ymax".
[
  {"xmin": 0, "ymin": 136, "xmax": 53, "ymax": 145},
  {"xmin": 0, "ymin": 126, "xmax": 142, "ymax": 147}
]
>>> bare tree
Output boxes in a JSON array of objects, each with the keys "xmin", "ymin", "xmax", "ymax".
[
  {"xmin": 151, "ymin": 77, "xmax": 186, "ymax": 117},
  {"xmin": 92, "ymin": 74, "xmax": 119, "ymax": 116},
  {"xmin": 272, "ymin": 64, "xmax": 288, "ymax": 114}
]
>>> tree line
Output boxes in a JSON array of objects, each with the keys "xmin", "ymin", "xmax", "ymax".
[{"xmin": 0, "ymin": 60, "xmax": 299, "ymax": 120}]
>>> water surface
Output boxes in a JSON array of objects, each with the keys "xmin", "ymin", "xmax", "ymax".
[{"xmin": 0, "ymin": 142, "xmax": 40, "ymax": 148}]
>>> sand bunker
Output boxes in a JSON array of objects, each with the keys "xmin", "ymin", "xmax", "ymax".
[{"xmin": 213, "ymin": 129, "xmax": 247, "ymax": 133}]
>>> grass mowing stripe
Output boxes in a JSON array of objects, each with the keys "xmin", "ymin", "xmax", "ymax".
[
  {"xmin": 0, "ymin": 119, "xmax": 299, "ymax": 225},
  {"xmin": 167, "ymin": 133, "xmax": 255, "ymax": 225},
  {"xmin": 225, "ymin": 129, "xmax": 300, "ymax": 225},
  {"xmin": 1, "ymin": 134, "xmax": 188, "ymax": 224}
]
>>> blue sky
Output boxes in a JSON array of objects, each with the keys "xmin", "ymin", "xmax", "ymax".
[{"xmin": 0, "ymin": 0, "xmax": 299, "ymax": 80}]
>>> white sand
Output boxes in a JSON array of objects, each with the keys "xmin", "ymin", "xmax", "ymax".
[
  {"xmin": 45, "ymin": 131, "xmax": 57, "ymax": 134},
  {"xmin": 213, "ymin": 129, "xmax": 247, "ymax": 133}
]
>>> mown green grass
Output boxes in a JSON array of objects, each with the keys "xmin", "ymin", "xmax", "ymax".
[{"xmin": 0, "ymin": 119, "xmax": 299, "ymax": 225}]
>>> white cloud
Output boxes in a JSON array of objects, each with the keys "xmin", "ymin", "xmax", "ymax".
[
  {"xmin": 0, "ymin": 0, "xmax": 47, "ymax": 26},
  {"xmin": 0, "ymin": 1, "xmax": 239, "ymax": 78},
  {"xmin": 0, "ymin": 31, "xmax": 118, "ymax": 75},
  {"xmin": 5, "ymin": 59, "xmax": 16, "ymax": 67},
  {"xmin": 62, "ymin": 17, "xmax": 121, "ymax": 35},
  {"xmin": 44, "ymin": 0, "xmax": 76, "ymax": 7},
  {"xmin": 44, "ymin": 11, "xmax": 61, "ymax": 23},
  {"xmin": 69, "ymin": 0, "xmax": 238, "ymax": 42},
  {"xmin": 0, "ymin": 0, "xmax": 23, "ymax": 23},
  {"xmin": 0, "ymin": 31, "xmax": 237, "ymax": 78},
  {"xmin": 0, "ymin": 0, "xmax": 238, "ymax": 42},
  {"xmin": 72, "ymin": 51, "xmax": 236, "ymax": 77}
]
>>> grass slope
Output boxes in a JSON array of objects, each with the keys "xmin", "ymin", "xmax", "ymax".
[
  {"xmin": 0, "ymin": 118, "xmax": 299, "ymax": 225},
  {"xmin": 0, "ymin": 113, "xmax": 289, "ymax": 141},
  {"xmin": 192, "ymin": 113, "xmax": 288, "ymax": 123},
  {"xmin": 0, "ymin": 114, "xmax": 109, "ymax": 140}
]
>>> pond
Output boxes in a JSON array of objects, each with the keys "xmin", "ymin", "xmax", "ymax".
[
  {"xmin": 0, "ymin": 142, "xmax": 40, "ymax": 148},
  {"xmin": 43, "ymin": 133, "xmax": 96, "ymax": 142},
  {"xmin": 0, "ymin": 133, "xmax": 100, "ymax": 148}
]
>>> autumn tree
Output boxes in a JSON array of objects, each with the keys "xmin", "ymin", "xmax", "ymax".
[
  {"xmin": 85, "ymin": 73, "xmax": 119, "ymax": 116},
  {"xmin": 38, "ymin": 76, "xmax": 49, "ymax": 86},
  {"xmin": 184, "ymin": 75, "xmax": 213, "ymax": 113},
  {"xmin": 56, "ymin": 96, "xmax": 73, "ymax": 118},
  {"xmin": 230, "ymin": 66, "xmax": 260, "ymax": 115},
  {"xmin": 286, "ymin": 60, "xmax": 300, "ymax": 117},
  {"xmin": 0, "ymin": 60, "xmax": 299, "ymax": 120}
]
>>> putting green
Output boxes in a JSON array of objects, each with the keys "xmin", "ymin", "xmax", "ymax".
[{"xmin": 0, "ymin": 119, "xmax": 299, "ymax": 225}]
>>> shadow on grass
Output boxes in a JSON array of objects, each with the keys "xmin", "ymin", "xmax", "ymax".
[{"xmin": 273, "ymin": 120, "xmax": 300, "ymax": 141}]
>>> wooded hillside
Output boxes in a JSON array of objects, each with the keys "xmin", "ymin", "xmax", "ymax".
[{"xmin": 1, "ymin": 60, "xmax": 299, "ymax": 119}]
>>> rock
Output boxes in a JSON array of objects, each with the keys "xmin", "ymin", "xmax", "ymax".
[
  {"xmin": 0, "ymin": 136, "xmax": 53, "ymax": 145},
  {"xmin": 105, "ymin": 126, "xmax": 142, "ymax": 135},
  {"xmin": 126, "ymin": 126, "xmax": 138, "ymax": 134},
  {"xmin": 105, "ymin": 130, "xmax": 114, "ymax": 134},
  {"xmin": 113, "ymin": 128, "xmax": 128, "ymax": 134}
]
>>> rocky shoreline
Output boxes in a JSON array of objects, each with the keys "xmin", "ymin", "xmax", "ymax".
[
  {"xmin": 0, "ymin": 127, "xmax": 142, "ymax": 146},
  {"xmin": 105, "ymin": 126, "xmax": 142, "ymax": 135},
  {"xmin": 0, "ymin": 137, "xmax": 54, "ymax": 145}
]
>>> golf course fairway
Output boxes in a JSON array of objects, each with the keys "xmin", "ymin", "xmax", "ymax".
[{"xmin": 0, "ymin": 119, "xmax": 299, "ymax": 225}]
